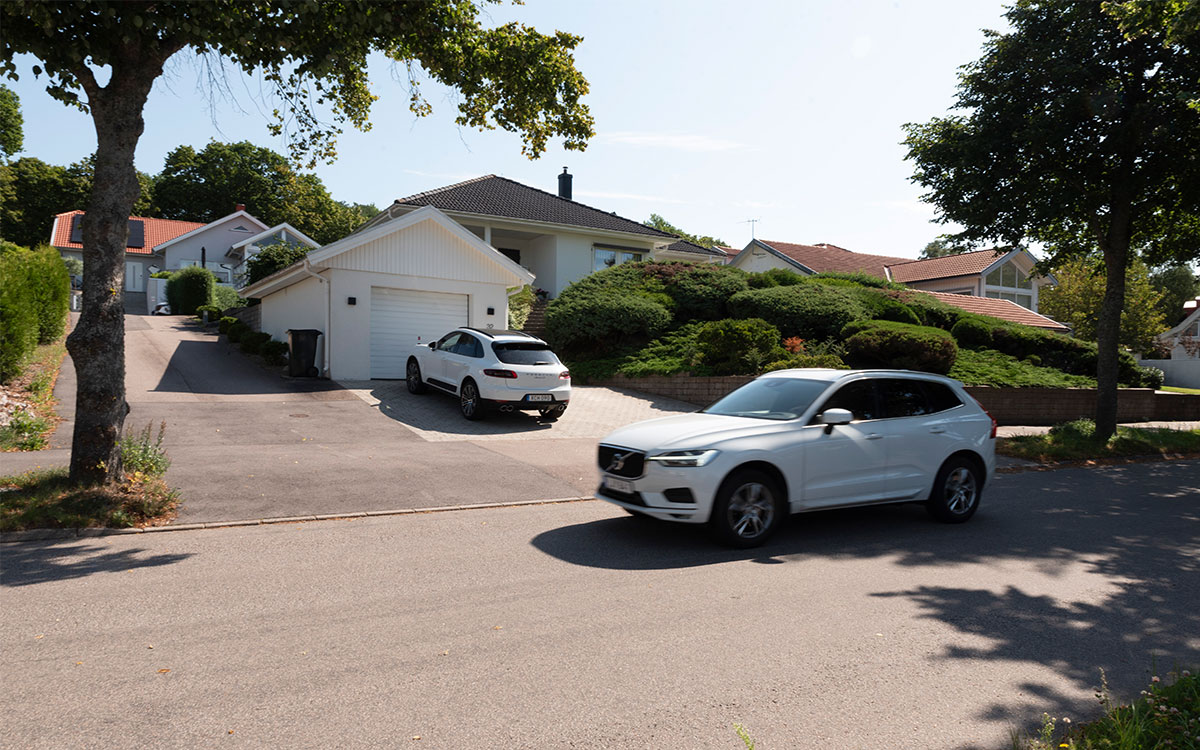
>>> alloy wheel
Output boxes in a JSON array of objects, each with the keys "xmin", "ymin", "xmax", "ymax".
[
  {"xmin": 944, "ymin": 467, "xmax": 977, "ymax": 514},
  {"xmin": 726, "ymin": 482, "xmax": 776, "ymax": 539}
]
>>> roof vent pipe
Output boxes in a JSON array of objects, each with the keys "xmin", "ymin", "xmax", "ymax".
[
  {"xmin": 235, "ymin": 203, "xmax": 246, "ymax": 212},
  {"xmin": 557, "ymin": 167, "xmax": 572, "ymax": 200}
]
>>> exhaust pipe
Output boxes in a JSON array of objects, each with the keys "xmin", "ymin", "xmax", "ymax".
[{"xmin": 499, "ymin": 404, "xmax": 514, "ymax": 413}]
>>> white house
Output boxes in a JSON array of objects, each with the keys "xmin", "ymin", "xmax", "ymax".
[
  {"xmin": 239, "ymin": 206, "xmax": 533, "ymax": 381},
  {"xmin": 1142, "ymin": 306, "xmax": 1200, "ymax": 388}
]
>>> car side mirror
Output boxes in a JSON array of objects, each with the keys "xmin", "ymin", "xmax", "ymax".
[
  {"xmin": 819, "ymin": 408, "xmax": 854, "ymax": 434},
  {"xmin": 428, "ymin": 342, "xmax": 438, "ymax": 350}
]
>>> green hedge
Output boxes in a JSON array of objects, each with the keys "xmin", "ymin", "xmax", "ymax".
[
  {"xmin": 218, "ymin": 316, "xmax": 239, "ymax": 335},
  {"xmin": 0, "ymin": 243, "xmax": 70, "ymax": 383},
  {"xmin": 195, "ymin": 304, "xmax": 222, "ymax": 322},
  {"xmin": 728, "ymin": 284, "xmax": 868, "ymax": 340},
  {"xmin": 763, "ymin": 353, "xmax": 849, "ymax": 372},
  {"xmin": 226, "ymin": 321, "xmax": 249, "ymax": 343},
  {"xmin": 842, "ymin": 320, "xmax": 958, "ymax": 374},
  {"xmin": 212, "ymin": 284, "xmax": 245, "ymax": 311},
  {"xmin": 950, "ymin": 316, "xmax": 995, "ymax": 348},
  {"xmin": 260, "ymin": 340, "xmax": 289, "ymax": 365},
  {"xmin": 546, "ymin": 294, "xmax": 671, "ymax": 355},
  {"xmin": 239, "ymin": 331, "xmax": 271, "ymax": 355},
  {"xmin": 695, "ymin": 318, "xmax": 784, "ymax": 375},
  {"xmin": 167, "ymin": 266, "xmax": 216, "ymax": 316}
]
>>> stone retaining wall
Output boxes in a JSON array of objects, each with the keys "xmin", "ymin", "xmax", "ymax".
[{"xmin": 589, "ymin": 374, "xmax": 1200, "ymax": 425}]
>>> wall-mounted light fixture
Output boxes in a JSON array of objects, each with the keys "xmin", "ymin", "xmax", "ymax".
[{"xmin": 347, "ymin": 297, "xmax": 357, "ymax": 306}]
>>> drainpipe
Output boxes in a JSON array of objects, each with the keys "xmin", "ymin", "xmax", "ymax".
[{"xmin": 300, "ymin": 258, "xmax": 331, "ymax": 378}]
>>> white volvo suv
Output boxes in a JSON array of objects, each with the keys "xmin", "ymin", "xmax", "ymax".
[
  {"xmin": 406, "ymin": 328, "xmax": 571, "ymax": 421},
  {"xmin": 596, "ymin": 369, "xmax": 996, "ymax": 547}
]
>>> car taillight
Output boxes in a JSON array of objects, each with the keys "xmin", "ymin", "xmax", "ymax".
[
  {"xmin": 483, "ymin": 369, "xmax": 517, "ymax": 379},
  {"xmin": 559, "ymin": 370, "xmax": 571, "ymax": 380},
  {"xmin": 968, "ymin": 394, "xmax": 997, "ymax": 438}
]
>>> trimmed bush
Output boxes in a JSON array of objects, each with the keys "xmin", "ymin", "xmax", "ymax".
[
  {"xmin": 948, "ymin": 348, "xmax": 1096, "ymax": 388},
  {"xmin": 195, "ymin": 304, "xmax": 222, "ymax": 322},
  {"xmin": 167, "ymin": 266, "xmax": 216, "ymax": 316},
  {"xmin": 728, "ymin": 284, "xmax": 868, "ymax": 341},
  {"xmin": 150, "ymin": 270, "xmax": 173, "ymax": 279},
  {"xmin": 843, "ymin": 321, "xmax": 958, "ymax": 374},
  {"xmin": 853, "ymin": 287, "xmax": 921, "ymax": 325},
  {"xmin": 811, "ymin": 271, "xmax": 907, "ymax": 291},
  {"xmin": 212, "ymin": 284, "xmax": 245, "ymax": 311},
  {"xmin": 653, "ymin": 263, "xmax": 750, "ymax": 321},
  {"xmin": 218, "ymin": 316, "xmax": 239, "ymax": 335},
  {"xmin": 0, "ymin": 248, "xmax": 39, "ymax": 383},
  {"xmin": 226, "ymin": 321, "xmax": 249, "ymax": 343},
  {"xmin": 260, "ymin": 340, "xmax": 289, "ymax": 365},
  {"xmin": 28, "ymin": 245, "xmax": 70, "ymax": 344},
  {"xmin": 695, "ymin": 318, "xmax": 785, "ymax": 375},
  {"xmin": 747, "ymin": 268, "xmax": 808, "ymax": 288},
  {"xmin": 239, "ymin": 331, "xmax": 271, "ymax": 355},
  {"xmin": 950, "ymin": 316, "xmax": 995, "ymax": 349},
  {"xmin": 763, "ymin": 353, "xmax": 849, "ymax": 372},
  {"xmin": 545, "ymin": 294, "xmax": 671, "ymax": 355},
  {"xmin": 1137, "ymin": 365, "xmax": 1165, "ymax": 390}
]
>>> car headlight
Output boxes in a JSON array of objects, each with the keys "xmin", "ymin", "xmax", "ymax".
[{"xmin": 646, "ymin": 449, "xmax": 720, "ymax": 467}]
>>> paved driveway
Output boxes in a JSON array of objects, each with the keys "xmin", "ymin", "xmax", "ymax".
[{"xmin": 0, "ymin": 315, "xmax": 694, "ymax": 523}]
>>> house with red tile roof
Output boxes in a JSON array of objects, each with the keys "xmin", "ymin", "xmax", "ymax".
[{"xmin": 50, "ymin": 208, "xmax": 317, "ymax": 310}]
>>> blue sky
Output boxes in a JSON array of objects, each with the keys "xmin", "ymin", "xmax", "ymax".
[{"xmin": 7, "ymin": 0, "xmax": 1011, "ymax": 259}]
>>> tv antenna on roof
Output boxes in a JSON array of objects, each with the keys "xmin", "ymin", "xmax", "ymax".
[{"xmin": 740, "ymin": 218, "xmax": 760, "ymax": 239}]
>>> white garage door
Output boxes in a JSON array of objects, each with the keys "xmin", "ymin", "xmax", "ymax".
[{"xmin": 370, "ymin": 287, "xmax": 468, "ymax": 379}]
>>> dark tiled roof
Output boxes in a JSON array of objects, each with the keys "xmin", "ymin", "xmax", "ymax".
[
  {"xmin": 886, "ymin": 249, "xmax": 1008, "ymax": 283},
  {"xmin": 664, "ymin": 239, "xmax": 726, "ymax": 258},
  {"xmin": 393, "ymin": 175, "xmax": 676, "ymax": 239}
]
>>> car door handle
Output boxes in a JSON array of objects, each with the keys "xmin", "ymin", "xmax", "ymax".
[
  {"xmin": 929, "ymin": 427, "xmax": 946, "ymax": 434},
  {"xmin": 865, "ymin": 433, "xmax": 883, "ymax": 440}
]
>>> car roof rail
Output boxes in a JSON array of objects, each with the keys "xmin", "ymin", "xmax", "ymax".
[{"xmin": 460, "ymin": 326, "xmax": 497, "ymax": 339}]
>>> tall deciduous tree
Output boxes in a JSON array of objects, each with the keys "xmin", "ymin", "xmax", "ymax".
[
  {"xmin": 1150, "ymin": 264, "xmax": 1200, "ymax": 326},
  {"xmin": 1039, "ymin": 255, "xmax": 1165, "ymax": 352},
  {"xmin": 1, "ymin": 1, "xmax": 593, "ymax": 485},
  {"xmin": 0, "ymin": 84, "xmax": 22, "ymax": 160},
  {"xmin": 903, "ymin": 0, "xmax": 1200, "ymax": 439},
  {"xmin": 918, "ymin": 237, "xmax": 969, "ymax": 259}
]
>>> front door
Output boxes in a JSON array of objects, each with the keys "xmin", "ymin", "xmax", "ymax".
[{"xmin": 125, "ymin": 261, "xmax": 144, "ymax": 292}]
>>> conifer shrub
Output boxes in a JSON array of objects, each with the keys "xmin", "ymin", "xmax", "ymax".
[
  {"xmin": 728, "ymin": 284, "xmax": 868, "ymax": 341},
  {"xmin": 843, "ymin": 320, "xmax": 958, "ymax": 374},
  {"xmin": 695, "ymin": 318, "xmax": 785, "ymax": 375}
]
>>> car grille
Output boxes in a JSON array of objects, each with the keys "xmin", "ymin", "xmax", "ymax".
[{"xmin": 597, "ymin": 445, "xmax": 645, "ymax": 478}]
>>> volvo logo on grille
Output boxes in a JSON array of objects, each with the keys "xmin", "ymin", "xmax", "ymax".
[{"xmin": 606, "ymin": 452, "xmax": 628, "ymax": 473}]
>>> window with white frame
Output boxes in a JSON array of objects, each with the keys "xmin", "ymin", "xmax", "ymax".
[
  {"xmin": 984, "ymin": 261, "xmax": 1034, "ymax": 309},
  {"xmin": 593, "ymin": 247, "xmax": 643, "ymax": 272}
]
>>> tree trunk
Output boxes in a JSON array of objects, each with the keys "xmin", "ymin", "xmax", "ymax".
[
  {"xmin": 1094, "ymin": 206, "xmax": 1132, "ymax": 441},
  {"xmin": 66, "ymin": 61, "xmax": 163, "ymax": 485}
]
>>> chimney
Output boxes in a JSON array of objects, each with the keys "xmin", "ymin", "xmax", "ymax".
[
  {"xmin": 557, "ymin": 167, "xmax": 572, "ymax": 200},
  {"xmin": 235, "ymin": 203, "xmax": 246, "ymax": 212}
]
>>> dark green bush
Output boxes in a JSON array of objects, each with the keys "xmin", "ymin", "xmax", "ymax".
[
  {"xmin": 150, "ymin": 270, "xmax": 173, "ymax": 279},
  {"xmin": 763, "ymin": 353, "xmax": 849, "ymax": 372},
  {"xmin": 948, "ymin": 349, "xmax": 1096, "ymax": 387},
  {"xmin": 658, "ymin": 263, "xmax": 750, "ymax": 321},
  {"xmin": 0, "ymin": 246, "xmax": 39, "ymax": 383},
  {"xmin": 811, "ymin": 271, "xmax": 907, "ymax": 290},
  {"xmin": 226, "ymin": 321, "xmax": 249, "ymax": 343},
  {"xmin": 895, "ymin": 290, "xmax": 968, "ymax": 330},
  {"xmin": 28, "ymin": 245, "xmax": 70, "ymax": 344},
  {"xmin": 545, "ymin": 294, "xmax": 671, "ymax": 355},
  {"xmin": 950, "ymin": 316, "xmax": 995, "ymax": 349},
  {"xmin": 195, "ymin": 304, "xmax": 222, "ymax": 322},
  {"xmin": 853, "ymin": 287, "xmax": 921, "ymax": 325},
  {"xmin": 747, "ymin": 268, "xmax": 808, "ymax": 289},
  {"xmin": 239, "ymin": 331, "xmax": 271, "ymax": 355},
  {"xmin": 695, "ymin": 318, "xmax": 785, "ymax": 375},
  {"xmin": 218, "ymin": 316, "xmax": 239, "ymax": 335},
  {"xmin": 212, "ymin": 284, "xmax": 245, "ymax": 310},
  {"xmin": 728, "ymin": 284, "xmax": 868, "ymax": 341},
  {"xmin": 260, "ymin": 340, "xmax": 289, "ymax": 365},
  {"xmin": 843, "ymin": 321, "xmax": 958, "ymax": 374},
  {"xmin": 1136, "ymin": 365, "xmax": 1165, "ymax": 390},
  {"xmin": 167, "ymin": 266, "xmax": 216, "ymax": 316}
]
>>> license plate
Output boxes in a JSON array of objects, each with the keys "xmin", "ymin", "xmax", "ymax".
[
  {"xmin": 603, "ymin": 476, "xmax": 634, "ymax": 494},
  {"xmin": 527, "ymin": 394, "xmax": 553, "ymax": 402}
]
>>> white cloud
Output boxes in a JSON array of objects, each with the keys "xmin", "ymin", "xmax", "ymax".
[
  {"xmin": 576, "ymin": 190, "xmax": 684, "ymax": 205},
  {"xmin": 599, "ymin": 131, "xmax": 747, "ymax": 153},
  {"xmin": 851, "ymin": 35, "xmax": 873, "ymax": 59}
]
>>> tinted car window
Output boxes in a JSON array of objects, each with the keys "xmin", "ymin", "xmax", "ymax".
[
  {"xmin": 880, "ymin": 379, "xmax": 932, "ymax": 418},
  {"xmin": 493, "ymin": 342, "xmax": 561, "ymax": 365},
  {"xmin": 921, "ymin": 381, "xmax": 962, "ymax": 413},
  {"xmin": 817, "ymin": 380, "xmax": 881, "ymax": 421},
  {"xmin": 457, "ymin": 334, "xmax": 484, "ymax": 358},
  {"xmin": 703, "ymin": 378, "xmax": 830, "ymax": 421},
  {"xmin": 436, "ymin": 332, "xmax": 462, "ymax": 351}
]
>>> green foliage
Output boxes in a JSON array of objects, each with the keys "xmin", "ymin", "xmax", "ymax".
[
  {"xmin": 226, "ymin": 321, "xmax": 249, "ymax": 343},
  {"xmin": 747, "ymin": 267, "xmax": 808, "ymax": 289},
  {"xmin": 61, "ymin": 254, "xmax": 82, "ymax": 278},
  {"xmin": 852, "ymin": 287, "xmax": 922, "ymax": 325},
  {"xmin": 260, "ymin": 340, "xmax": 289, "ymax": 366},
  {"xmin": 1137, "ymin": 365, "xmax": 1165, "ymax": 390},
  {"xmin": 244, "ymin": 242, "xmax": 313, "ymax": 286},
  {"xmin": 0, "ymin": 243, "xmax": 68, "ymax": 381},
  {"xmin": 545, "ymin": 293, "xmax": 671, "ymax": 356},
  {"xmin": 950, "ymin": 316, "xmax": 995, "ymax": 349},
  {"xmin": 239, "ymin": 331, "xmax": 272, "ymax": 355},
  {"xmin": 919, "ymin": 237, "xmax": 968, "ymax": 259},
  {"xmin": 728, "ymin": 284, "xmax": 868, "ymax": 341},
  {"xmin": 695, "ymin": 318, "xmax": 785, "ymax": 376},
  {"xmin": 843, "ymin": 321, "xmax": 959, "ymax": 374},
  {"xmin": 194, "ymin": 304, "xmax": 222, "ymax": 322},
  {"xmin": 0, "ymin": 467, "xmax": 179, "ymax": 531},
  {"xmin": 811, "ymin": 271, "xmax": 908, "ymax": 291},
  {"xmin": 0, "ymin": 83, "xmax": 22, "ymax": 159},
  {"xmin": 641, "ymin": 262, "xmax": 750, "ymax": 321},
  {"xmin": 507, "ymin": 285, "xmax": 535, "ymax": 330},
  {"xmin": 166, "ymin": 266, "xmax": 215, "ymax": 316},
  {"xmin": 1150, "ymin": 264, "xmax": 1200, "ymax": 327},
  {"xmin": 27, "ymin": 245, "xmax": 69, "ymax": 343},
  {"xmin": 149, "ymin": 271, "xmax": 173, "ymax": 279},
  {"xmin": 0, "ymin": 408, "xmax": 49, "ymax": 450},
  {"xmin": 211, "ymin": 284, "xmax": 245, "ymax": 311},
  {"xmin": 643, "ymin": 213, "xmax": 726, "ymax": 250},
  {"xmin": 763, "ymin": 353, "xmax": 849, "ymax": 372},
  {"xmin": 119, "ymin": 422, "xmax": 171, "ymax": 476},
  {"xmin": 217, "ymin": 316, "xmax": 239, "ymax": 335},
  {"xmin": 1039, "ymin": 255, "xmax": 1166, "ymax": 352},
  {"xmin": 949, "ymin": 348, "xmax": 1097, "ymax": 387}
]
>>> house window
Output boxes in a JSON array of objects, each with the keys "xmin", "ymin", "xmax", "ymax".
[
  {"xmin": 986, "ymin": 290, "xmax": 1034, "ymax": 309},
  {"xmin": 593, "ymin": 248, "xmax": 642, "ymax": 272},
  {"xmin": 985, "ymin": 262, "xmax": 1032, "ymax": 290}
]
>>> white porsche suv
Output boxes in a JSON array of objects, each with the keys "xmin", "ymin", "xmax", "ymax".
[
  {"xmin": 596, "ymin": 369, "xmax": 996, "ymax": 548},
  {"xmin": 406, "ymin": 328, "xmax": 571, "ymax": 421}
]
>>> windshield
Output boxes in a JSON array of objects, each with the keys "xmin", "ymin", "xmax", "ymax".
[
  {"xmin": 702, "ymin": 378, "xmax": 831, "ymax": 421},
  {"xmin": 492, "ymin": 342, "xmax": 562, "ymax": 366}
]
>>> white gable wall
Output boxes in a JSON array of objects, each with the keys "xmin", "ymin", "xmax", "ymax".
[
  {"xmin": 732, "ymin": 246, "xmax": 805, "ymax": 274},
  {"xmin": 163, "ymin": 215, "xmax": 269, "ymax": 282}
]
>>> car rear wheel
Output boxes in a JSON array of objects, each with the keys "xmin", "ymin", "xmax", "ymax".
[
  {"xmin": 926, "ymin": 456, "xmax": 981, "ymax": 523},
  {"xmin": 406, "ymin": 359, "xmax": 427, "ymax": 394},
  {"xmin": 708, "ymin": 469, "xmax": 784, "ymax": 548},
  {"xmin": 459, "ymin": 379, "xmax": 484, "ymax": 421}
]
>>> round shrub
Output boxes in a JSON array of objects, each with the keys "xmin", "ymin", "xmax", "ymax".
[
  {"xmin": 226, "ymin": 321, "xmax": 249, "ymax": 343},
  {"xmin": 167, "ymin": 266, "xmax": 216, "ymax": 316},
  {"xmin": 728, "ymin": 284, "xmax": 868, "ymax": 341},
  {"xmin": 260, "ymin": 340, "xmax": 290, "ymax": 366},
  {"xmin": 695, "ymin": 318, "xmax": 784, "ymax": 375},
  {"xmin": 854, "ymin": 288, "xmax": 921, "ymax": 325},
  {"xmin": 545, "ymin": 294, "xmax": 671, "ymax": 355},
  {"xmin": 1136, "ymin": 365, "xmax": 1165, "ymax": 390},
  {"xmin": 748, "ymin": 268, "xmax": 808, "ymax": 289},
  {"xmin": 950, "ymin": 316, "xmax": 995, "ymax": 349},
  {"xmin": 218, "ymin": 316, "xmax": 239, "ymax": 335},
  {"xmin": 763, "ymin": 353, "xmax": 849, "ymax": 372},
  {"xmin": 239, "ymin": 331, "xmax": 272, "ymax": 355},
  {"xmin": 843, "ymin": 321, "xmax": 958, "ymax": 374},
  {"xmin": 195, "ymin": 304, "xmax": 222, "ymax": 323},
  {"xmin": 660, "ymin": 264, "xmax": 749, "ymax": 321}
]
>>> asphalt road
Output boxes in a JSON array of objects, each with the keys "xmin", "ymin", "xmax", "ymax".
[{"xmin": 2, "ymin": 459, "xmax": 1197, "ymax": 749}]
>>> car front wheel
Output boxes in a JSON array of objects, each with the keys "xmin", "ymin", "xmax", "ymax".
[
  {"xmin": 926, "ymin": 456, "xmax": 981, "ymax": 523},
  {"xmin": 406, "ymin": 359, "xmax": 427, "ymax": 394},
  {"xmin": 708, "ymin": 469, "xmax": 784, "ymax": 548},
  {"xmin": 459, "ymin": 379, "xmax": 484, "ymax": 421}
]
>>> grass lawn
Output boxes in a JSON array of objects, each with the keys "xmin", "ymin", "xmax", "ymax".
[
  {"xmin": 0, "ymin": 468, "xmax": 178, "ymax": 531},
  {"xmin": 1162, "ymin": 385, "xmax": 1200, "ymax": 395},
  {"xmin": 998, "ymin": 419, "xmax": 1200, "ymax": 463},
  {"xmin": 0, "ymin": 339, "xmax": 67, "ymax": 451}
]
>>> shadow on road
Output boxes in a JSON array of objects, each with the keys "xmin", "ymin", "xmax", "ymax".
[
  {"xmin": 151, "ymin": 338, "xmax": 345, "ymax": 397},
  {"xmin": 533, "ymin": 460, "xmax": 1200, "ymax": 732},
  {"xmin": 0, "ymin": 541, "xmax": 194, "ymax": 587}
]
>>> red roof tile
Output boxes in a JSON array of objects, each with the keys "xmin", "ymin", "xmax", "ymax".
[
  {"xmin": 922, "ymin": 291, "xmax": 1068, "ymax": 332},
  {"xmin": 886, "ymin": 249, "xmax": 1008, "ymax": 283},
  {"xmin": 716, "ymin": 245, "xmax": 740, "ymax": 257},
  {"xmin": 758, "ymin": 240, "xmax": 908, "ymax": 279},
  {"xmin": 50, "ymin": 210, "xmax": 205, "ymax": 255}
]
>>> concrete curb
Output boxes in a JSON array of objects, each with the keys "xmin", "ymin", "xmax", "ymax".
[{"xmin": 0, "ymin": 496, "xmax": 595, "ymax": 544}]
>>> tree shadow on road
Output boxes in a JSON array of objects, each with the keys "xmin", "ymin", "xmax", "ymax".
[
  {"xmin": 532, "ymin": 460, "xmax": 1200, "ymax": 735},
  {"xmin": 0, "ymin": 540, "xmax": 193, "ymax": 587}
]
